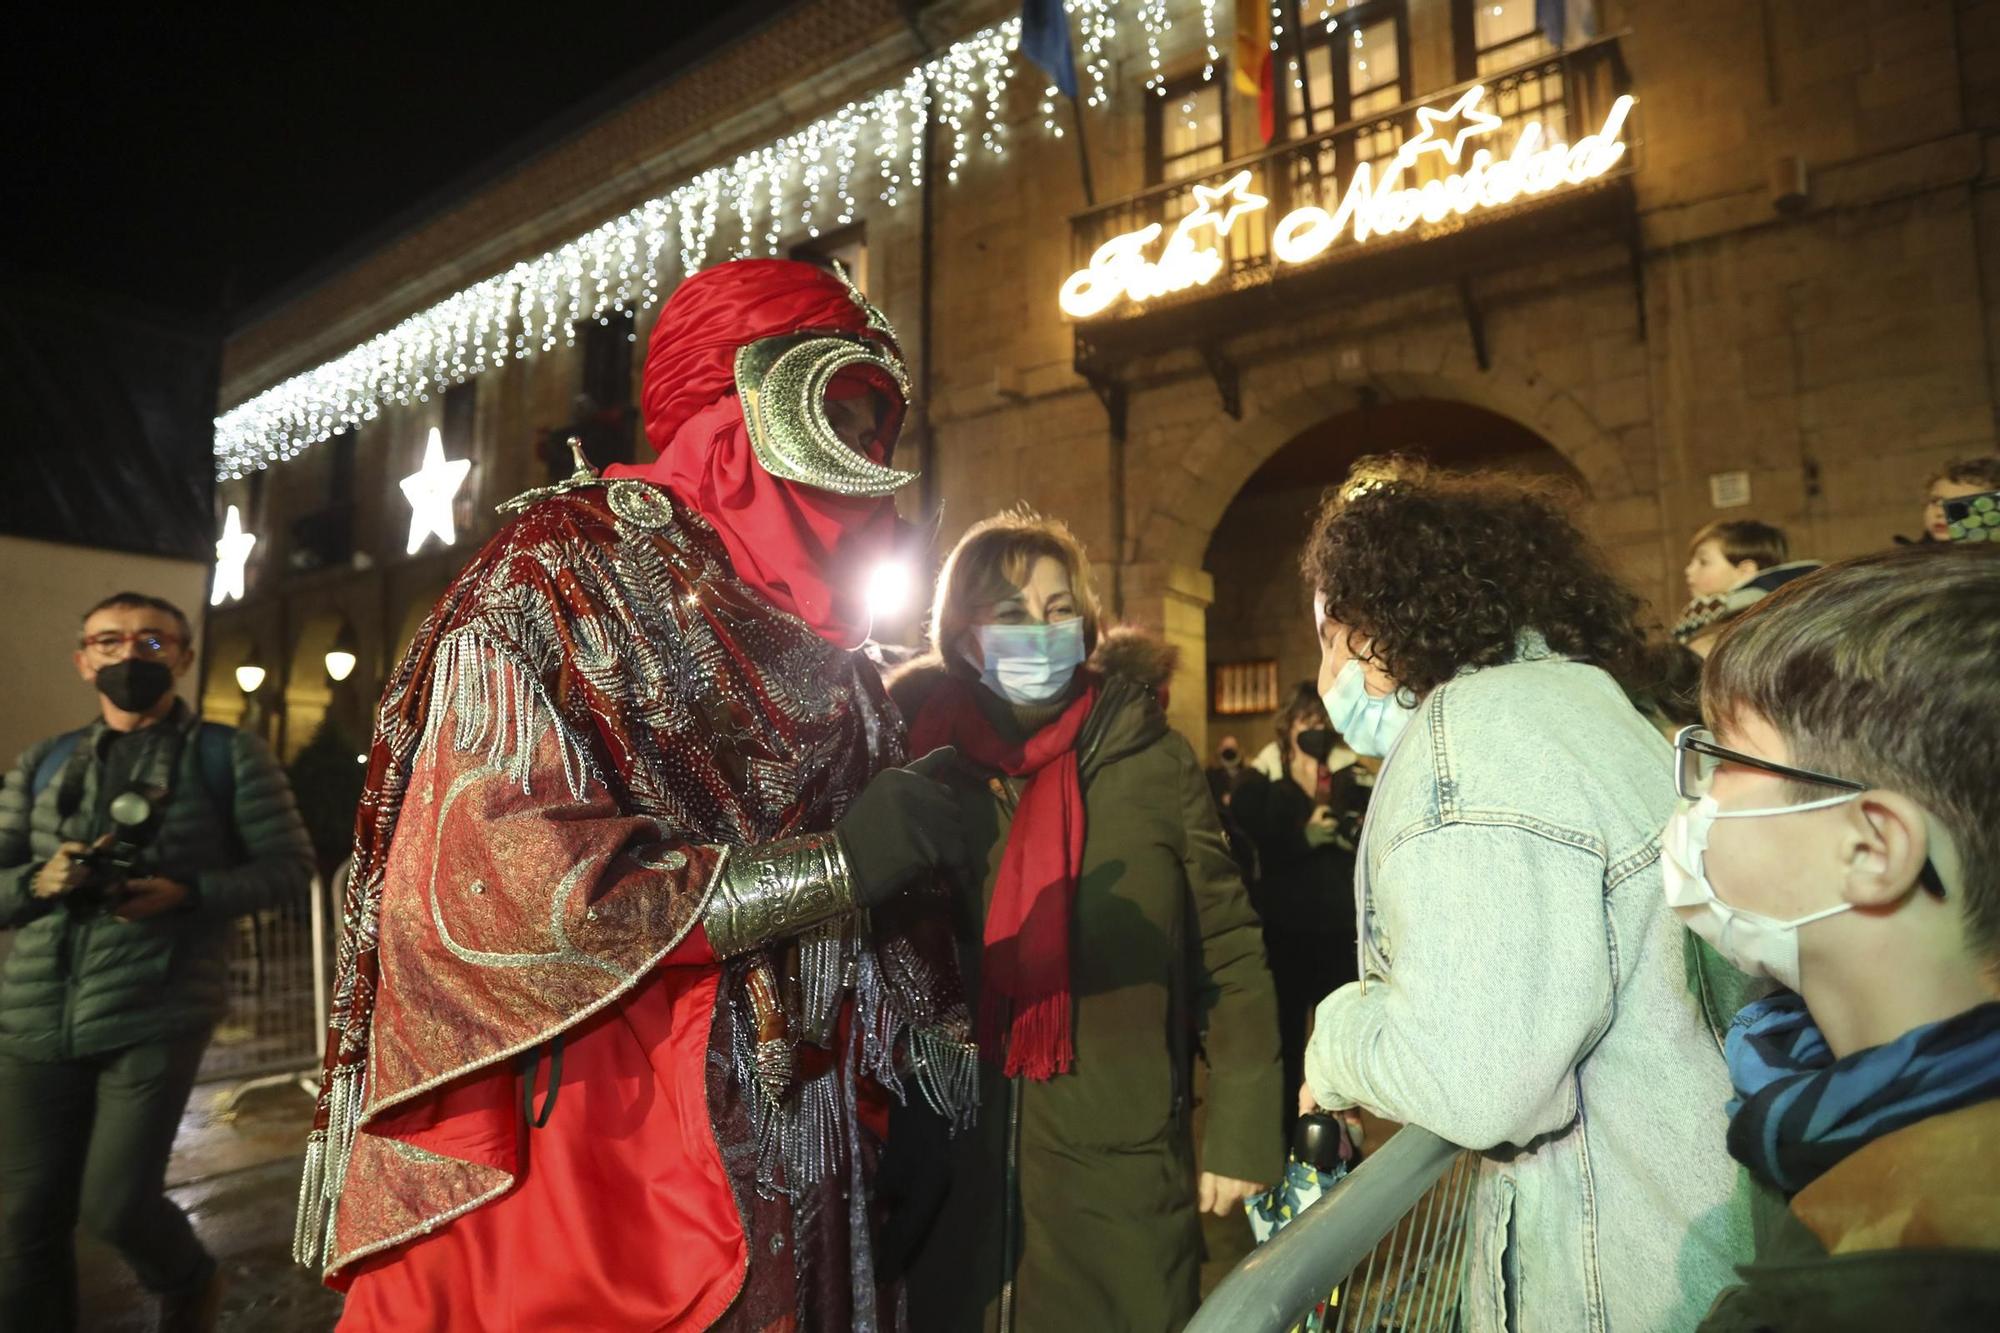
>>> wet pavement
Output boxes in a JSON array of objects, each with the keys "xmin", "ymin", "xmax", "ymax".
[
  {"xmin": 68, "ymin": 1068, "xmax": 1264, "ymax": 1329},
  {"xmin": 77, "ymin": 1076, "xmax": 343, "ymax": 1331}
]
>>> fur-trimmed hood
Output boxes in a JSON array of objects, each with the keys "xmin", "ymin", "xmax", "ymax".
[{"xmin": 1090, "ymin": 624, "xmax": 1180, "ymax": 691}]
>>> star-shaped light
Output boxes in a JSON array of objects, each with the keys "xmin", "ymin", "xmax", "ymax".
[
  {"xmin": 400, "ymin": 427, "xmax": 472, "ymax": 556},
  {"xmin": 212, "ymin": 504, "xmax": 256, "ymax": 606},
  {"xmin": 1181, "ymin": 170, "xmax": 1269, "ymax": 240},
  {"xmin": 1398, "ymin": 86, "xmax": 1503, "ymax": 167}
]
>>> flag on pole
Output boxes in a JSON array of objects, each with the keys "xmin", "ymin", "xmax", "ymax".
[
  {"xmin": 1234, "ymin": 1, "xmax": 1277, "ymax": 142},
  {"xmin": 1536, "ymin": 0, "xmax": 1599, "ymax": 47},
  {"xmin": 1021, "ymin": 0, "xmax": 1078, "ymax": 100}
]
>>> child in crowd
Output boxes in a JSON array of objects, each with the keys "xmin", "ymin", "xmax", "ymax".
[
  {"xmin": 1918, "ymin": 456, "xmax": 2000, "ymax": 542},
  {"xmin": 1667, "ymin": 544, "xmax": 2000, "ymax": 1332},
  {"xmin": 1672, "ymin": 519, "xmax": 1819, "ymax": 657}
]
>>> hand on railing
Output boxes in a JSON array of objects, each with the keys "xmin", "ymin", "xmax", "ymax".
[{"xmin": 1298, "ymin": 1079, "xmax": 1366, "ymax": 1150}]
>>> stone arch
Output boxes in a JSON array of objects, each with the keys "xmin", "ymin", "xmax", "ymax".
[{"xmin": 1133, "ymin": 352, "xmax": 1641, "ymax": 572}]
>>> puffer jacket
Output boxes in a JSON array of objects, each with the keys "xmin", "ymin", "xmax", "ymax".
[{"xmin": 0, "ymin": 702, "xmax": 315, "ymax": 1060}]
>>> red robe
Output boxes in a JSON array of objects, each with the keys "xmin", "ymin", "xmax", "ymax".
[{"xmin": 300, "ymin": 480, "xmax": 968, "ymax": 1331}]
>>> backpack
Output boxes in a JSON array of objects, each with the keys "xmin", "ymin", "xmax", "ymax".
[{"xmin": 29, "ymin": 721, "xmax": 236, "ymax": 817}]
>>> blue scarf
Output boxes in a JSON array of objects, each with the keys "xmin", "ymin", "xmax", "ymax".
[{"xmin": 1725, "ymin": 992, "xmax": 2000, "ymax": 1196}]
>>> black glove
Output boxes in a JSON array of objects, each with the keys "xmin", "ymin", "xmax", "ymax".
[{"xmin": 837, "ymin": 747, "xmax": 970, "ymax": 908}]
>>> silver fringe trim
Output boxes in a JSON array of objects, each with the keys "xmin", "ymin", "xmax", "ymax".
[
  {"xmin": 796, "ymin": 917, "xmax": 850, "ymax": 1048},
  {"xmin": 842, "ymin": 1015, "xmax": 880, "ymax": 1333},
  {"xmin": 729, "ymin": 977, "xmax": 846, "ymax": 1200},
  {"xmin": 428, "ymin": 629, "xmax": 594, "ymax": 800},
  {"xmin": 909, "ymin": 1027, "xmax": 980, "ymax": 1135},
  {"xmin": 293, "ymin": 1133, "xmax": 325, "ymax": 1268},
  {"xmin": 851, "ymin": 946, "xmax": 906, "ymax": 1099},
  {"xmin": 294, "ymin": 1063, "xmax": 363, "ymax": 1271},
  {"xmin": 850, "ymin": 943, "xmax": 978, "ymax": 1135}
]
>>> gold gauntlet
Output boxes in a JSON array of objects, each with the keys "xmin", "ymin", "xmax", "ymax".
[{"xmin": 701, "ymin": 831, "xmax": 857, "ymax": 958}]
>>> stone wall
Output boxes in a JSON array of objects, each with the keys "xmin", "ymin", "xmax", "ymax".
[{"xmin": 215, "ymin": 0, "xmax": 2000, "ymax": 759}]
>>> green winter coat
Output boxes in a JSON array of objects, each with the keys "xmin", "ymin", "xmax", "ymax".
[
  {"xmin": 888, "ymin": 631, "xmax": 1283, "ymax": 1333},
  {"xmin": 0, "ymin": 702, "xmax": 315, "ymax": 1061}
]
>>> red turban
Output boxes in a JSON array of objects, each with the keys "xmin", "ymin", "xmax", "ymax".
[{"xmin": 607, "ymin": 259, "xmax": 905, "ymax": 648}]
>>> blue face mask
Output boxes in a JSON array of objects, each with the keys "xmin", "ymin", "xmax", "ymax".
[
  {"xmin": 968, "ymin": 619, "xmax": 1087, "ymax": 706},
  {"xmin": 1320, "ymin": 658, "xmax": 1417, "ymax": 759}
]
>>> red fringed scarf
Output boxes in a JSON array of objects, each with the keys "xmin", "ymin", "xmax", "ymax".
[{"xmin": 910, "ymin": 673, "xmax": 1099, "ymax": 1081}]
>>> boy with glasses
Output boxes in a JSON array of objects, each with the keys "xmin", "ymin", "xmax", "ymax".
[
  {"xmin": 0, "ymin": 592, "xmax": 313, "ymax": 1331},
  {"xmin": 1661, "ymin": 545, "xmax": 2000, "ymax": 1332}
]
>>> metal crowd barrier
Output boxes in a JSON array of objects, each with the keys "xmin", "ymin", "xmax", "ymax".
[
  {"xmin": 1191, "ymin": 1127, "xmax": 1480, "ymax": 1333},
  {"xmin": 198, "ymin": 867, "xmax": 335, "ymax": 1109}
]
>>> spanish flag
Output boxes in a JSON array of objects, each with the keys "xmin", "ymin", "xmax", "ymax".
[{"xmin": 1234, "ymin": 0, "xmax": 1277, "ymax": 142}]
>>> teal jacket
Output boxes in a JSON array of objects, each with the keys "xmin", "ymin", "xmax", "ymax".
[{"xmin": 0, "ymin": 703, "xmax": 315, "ymax": 1060}]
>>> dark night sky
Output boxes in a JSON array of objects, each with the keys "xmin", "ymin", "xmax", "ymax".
[{"xmin": 4, "ymin": 2, "xmax": 790, "ymax": 325}]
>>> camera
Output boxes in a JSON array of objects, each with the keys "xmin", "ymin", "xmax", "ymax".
[{"xmin": 69, "ymin": 788, "xmax": 164, "ymax": 907}]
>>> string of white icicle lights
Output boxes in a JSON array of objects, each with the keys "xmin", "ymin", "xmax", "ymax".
[
  {"xmin": 213, "ymin": 17, "xmax": 1032, "ymax": 480},
  {"xmin": 1073, "ymin": 0, "xmax": 1120, "ymax": 108},
  {"xmin": 218, "ymin": 0, "xmax": 1255, "ymax": 480},
  {"xmin": 1140, "ymin": 0, "xmax": 1171, "ymax": 94}
]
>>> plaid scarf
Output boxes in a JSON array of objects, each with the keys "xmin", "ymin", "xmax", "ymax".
[{"xmin": 1725, "ymin": 991, "xmax": 2000, "ymax": 1195}]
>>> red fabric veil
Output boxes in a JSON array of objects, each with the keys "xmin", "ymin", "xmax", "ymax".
[{"xmin": 606, "ymin": 259, "xmax": 905, "ymax": 648}]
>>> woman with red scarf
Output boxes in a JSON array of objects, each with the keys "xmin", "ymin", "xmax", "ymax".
[{"xmin": 886, "ymin": 510, "xmax": 1281, "ymax": 1332}]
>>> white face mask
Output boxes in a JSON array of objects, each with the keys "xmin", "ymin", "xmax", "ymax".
[
  {"xmin": 1320, "ymin": 657, "xmax": 1417, "ymax": 759},
  {"xmin": 967, "ymin": 619, "xmax": 1087, "ymax": 706},
  {"xmin": 1660, "ymin": 792, "xmax": 1858, "ymax": 991}
]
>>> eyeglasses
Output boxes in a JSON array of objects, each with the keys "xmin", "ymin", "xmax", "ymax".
[
  {"xmin": 1672, "ymin": 726, "xmax": 1948, "ymax": 899},
  {"xmin": 80, "ymin": 631, "xmax": 182, "ymax": 660},
  {"xmin": 1672, "ymin": 726, "xmax": 1860, "ymax": 803}
]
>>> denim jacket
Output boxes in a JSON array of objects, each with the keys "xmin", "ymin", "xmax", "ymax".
[{"xmin": 1305, "ymin": 641, "xmax": 1751, "ymax": 1332}]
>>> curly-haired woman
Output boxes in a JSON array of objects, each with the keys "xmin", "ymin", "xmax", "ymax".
[{"xmin": 1297, "ymin": 462, "xmax": 1752, "ymax": 1333}]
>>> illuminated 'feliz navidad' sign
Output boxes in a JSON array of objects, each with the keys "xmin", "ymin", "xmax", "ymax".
[{"xmin": 1059, "ymin": 86, "xmax": 1637, "ymax": 320}]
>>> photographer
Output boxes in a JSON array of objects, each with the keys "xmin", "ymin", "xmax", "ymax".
[{"xmin": 0, "ymin": 593, "xmax": 313, "ymax": 1332}]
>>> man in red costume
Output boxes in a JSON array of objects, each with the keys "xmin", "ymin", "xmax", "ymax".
[{"xmin": 300, "ymin": 259, "xmax": 979, "ymax": 1331}]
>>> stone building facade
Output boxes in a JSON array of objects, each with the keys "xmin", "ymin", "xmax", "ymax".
[{"xmin": 210, "ymin": 0, "xmax": 2000, "ymax": 760}]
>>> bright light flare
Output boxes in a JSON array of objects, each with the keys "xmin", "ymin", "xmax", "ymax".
[
  {"xmin": 864, "ymin": 560, "xmax": 916, "ymax": 621},
  {"xmin": 324, "ymin": 650, "xmax": 358, "ymax": 682},
  {"xmin": 235, "ymin": 664, "xmax": 267, "ymax": 693}
]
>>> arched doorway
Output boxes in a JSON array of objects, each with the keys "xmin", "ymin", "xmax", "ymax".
[{"xmin": 1200, "ymin": 398, "xmax": 1581, "ymax": 761}]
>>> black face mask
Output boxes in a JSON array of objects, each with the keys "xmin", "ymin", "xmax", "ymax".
[
  {"xmin": 1295, "ymin": 727, "xmax": 1336, "ymax": 764},
  {"xmin": 94, "ymin": 659, "xmax": 176, "ymax": 713}
]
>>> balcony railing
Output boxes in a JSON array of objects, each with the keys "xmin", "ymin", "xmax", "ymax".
[{"xmin": 1066, "ymin": 36, "xmax": 1633, "ymax": 337}]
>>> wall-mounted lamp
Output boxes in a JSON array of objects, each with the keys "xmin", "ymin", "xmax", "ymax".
[
  {"xmin": 324, "ymin": 622, "xmax": 358, "ymax": 683},
  {"xmin": 235, "ymin": 648, "xmax": 267, "ymax": 694}
]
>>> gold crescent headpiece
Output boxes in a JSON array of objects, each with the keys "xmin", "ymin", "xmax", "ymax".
[{"xmin": 731, "ymin": 263, "xmax": 917, "ymax": 497}]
